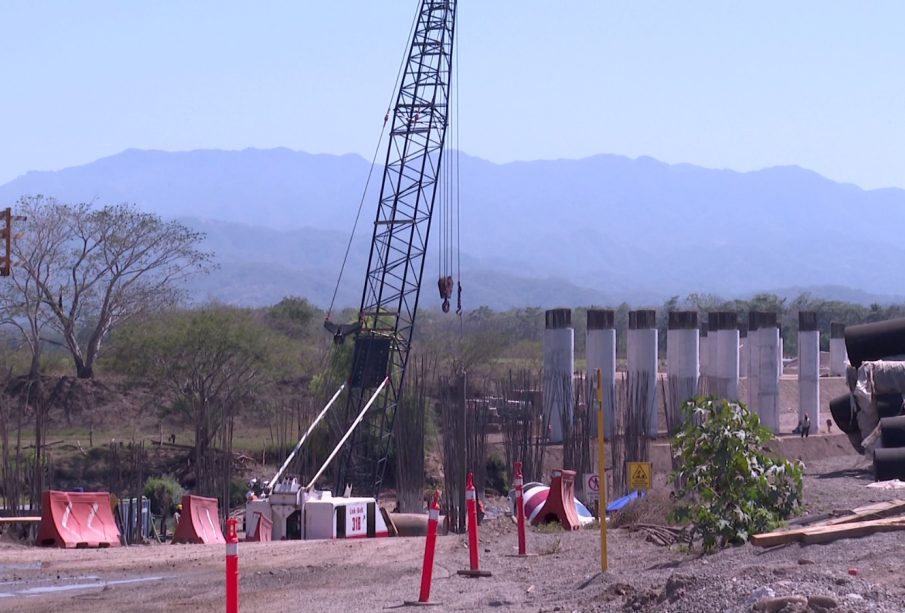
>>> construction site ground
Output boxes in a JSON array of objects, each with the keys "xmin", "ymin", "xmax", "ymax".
[
  {"xmin": 5, "ymin": 435, "xmax": 905, "ymax": 612},
  {"xmin": 2, "ymin": 373, "xmax": 894, "ymax": 611}
]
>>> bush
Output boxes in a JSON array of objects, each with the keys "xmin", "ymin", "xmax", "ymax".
[
  {"xmin": 669, "ymin": 398, "xmax": 803, "ymax": 552},
  {"xmin": 485, "ymin": 454, "xmax": 508, "ymax": 495},
  {"xmin": 144, "ymin": 475, "xmax": 184, "ymax": 516}
]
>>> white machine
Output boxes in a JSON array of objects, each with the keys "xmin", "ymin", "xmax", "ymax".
[{"xmin": 245, "ymin": 379, "xmax": 391, "ymax": 540}]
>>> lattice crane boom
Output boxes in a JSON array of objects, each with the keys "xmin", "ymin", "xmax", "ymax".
[{"xmin": 334, "ymin": 0, "xmax": 457, "ymax": 495}]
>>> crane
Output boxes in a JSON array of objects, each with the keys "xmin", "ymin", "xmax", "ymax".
[{"xmin": 329, "ymin": 0, "xmax": 459, "ymax": 496}]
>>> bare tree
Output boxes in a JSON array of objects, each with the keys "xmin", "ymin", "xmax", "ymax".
[
  {"xmin": 0, "ymin": 199, "xmax": 68, "ymax": 377},
  {"xmin": 5, "ymin": 196, "xmax": 212, "ymax": 378}
]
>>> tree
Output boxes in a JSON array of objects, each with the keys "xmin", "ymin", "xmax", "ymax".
[
  {"xmin": 109, "ymin": 306, "xmax": 292, "ymax": 497},
  {"xmin": 7, "ymin": 196, "xmax": 212, "ymax": 378},
  {"xmin": 670, "ymin": 398, "xmax": 803, "ymax": 551}
]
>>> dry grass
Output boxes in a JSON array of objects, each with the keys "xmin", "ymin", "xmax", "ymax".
[{"xmin": 609, "ymin": 487, "xmax": 677, "ymax": 528}]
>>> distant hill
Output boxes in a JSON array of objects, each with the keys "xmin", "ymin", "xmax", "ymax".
[{"xmin": 3, "ymin": 148, "xmax": 905, "ymax": 308}]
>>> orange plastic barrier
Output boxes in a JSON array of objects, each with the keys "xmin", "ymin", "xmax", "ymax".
[
  {"xmin": 246, "ymin": 512, "xmax": 272, "ymax": 542},
  {"xmin": 172, "ymin": 495, "xmax": 225, "ymax": 544},
  {"xmin": 36, "ymin": 490, "xmax": 122, "ymax": 548},
  {"xmin": 530, "ymin": 469, "xmax": 581, "ymax": 531}
]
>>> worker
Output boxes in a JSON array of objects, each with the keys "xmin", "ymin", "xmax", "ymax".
[
  {"xmin": 174, "ymin": 503, "xmax": 182, "ymax": 527},
  {"xmin": 799, "ymin": 414, "xmax": 811, "ymax": 438}
]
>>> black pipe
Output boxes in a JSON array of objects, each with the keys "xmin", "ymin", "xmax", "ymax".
[
  {"xmin": 873, "ymin": 447, "xmax": 905, "ymax": 481},
  {"xmin": 845, "ymin": 317, "xmax": 905, "ymax": 368},
  {"xmin": 829, "ymin": 393, "xmax": 858, "ymax": 435},
  {"xmin": 880, "ymin": 415, "xmax": 905, "ymax": 447}
]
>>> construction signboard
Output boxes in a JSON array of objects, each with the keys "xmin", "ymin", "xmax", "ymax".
[
  {"xmin": 627, "ymin": 462, "xmax": 652, "ymax": 491},
  {"xmin": 583, "ymin": 473, "xmax": 600, "ymax": 503}
]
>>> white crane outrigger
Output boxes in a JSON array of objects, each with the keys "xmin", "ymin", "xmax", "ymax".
[{"xmin": 245, "ymin": 379, "xmax": 392, "ymax": 540}]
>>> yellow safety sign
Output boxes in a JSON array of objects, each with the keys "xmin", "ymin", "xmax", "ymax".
[{"xmin": 627, "ymin": 461, "xmax": 652, "ymax": 491}]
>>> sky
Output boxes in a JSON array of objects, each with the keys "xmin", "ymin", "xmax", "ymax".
[{"xmin": 1, "ymin": 1, "xmax": 903, "ymax": 190}]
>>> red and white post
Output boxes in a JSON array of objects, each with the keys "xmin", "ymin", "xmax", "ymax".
[
  {"xmin": 412, "ymin": 490, "xmax": 442, "ymax": 605},
  {"xmin": 515, "ymin": 461, "xmax": 527, "ymax": 555},
  {"xmin": 457, "ymin": 472, "xmax": 491, "ymax": 578},
  {"xmin": 226, "ymin": 518, "xmax": 239, "ymax": 613}
]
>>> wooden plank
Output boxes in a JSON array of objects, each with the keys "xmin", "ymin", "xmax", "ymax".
[
  {"xmin": 752, "ymin": 515, "xmax": 905, "ymax": 547},
  {"xmin": 751, "ymin": 499, "xmax": 905, "ymax": 547},
  {"xmin": 0, "ymin": 516, "xmax": 41, "ymax": 523},
  {"xmin": 820, "ymin": 499, "xmax": 905, "ymax": 527},
  {"xmin": 802, "ymin": 517, "xmax": 905, "ymax": 545}
]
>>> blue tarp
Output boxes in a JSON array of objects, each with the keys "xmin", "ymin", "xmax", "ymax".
[{"xmin": 605, "ymin": 490, "xmax": 645, "ymax": 514}]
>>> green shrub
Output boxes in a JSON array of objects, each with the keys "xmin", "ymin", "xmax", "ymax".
[
  {"xmin": 144, "ymin": 475, "xmax": 184, "ymax": 516},
  {"xmin": 669, "ymin": 398, "xmax": 803, "ymax": 552}
]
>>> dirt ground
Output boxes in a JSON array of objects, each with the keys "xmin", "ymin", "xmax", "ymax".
[{"xmin": 4, "ymin": 446, "xmax": 905, "ymax": 612}]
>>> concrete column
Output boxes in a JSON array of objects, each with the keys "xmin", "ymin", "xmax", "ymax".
[
  {"xmin": 699, "ymin": 322, "xmax": 711, "ymax": 394},
  {"xmin": 778, "ymin": 334, "xmax": 785, "ymax": 379},
  {"xmin": 738, "ymin": 322, "xmax": 749, "ymax": 382},
  {"xmin": 707, "ymin": 313, "xmax": 722, "ymax": 399},
  {"xmin": 798, "ymin": 311, "xmax": 820, "ymax": 429},
  {"xmin": 830, "ymin": 322, "xmax": 847, "ymax": 376},
  {"xmin": 586, "ymin": 309, "xmax": 616, "ymax": 440},
  {"xmin": 757, "ymin": 312, "xmax": 780, "ymax": 433},
  {"xmin": 628, "ymin": 309, "xmax": 658, "ymax": 438},
  {"xmin": 747, "ymin": 312, "xmax": 760, "ymax": 410},
  {"xmin": 543, "ymin": 308, "xmax": 574, "ymax": 443},
  {"xmin": 714, "ymin": 311, "xmax": 739, "ymax": 401},
  {"xmin": 666, "ymin": 311, "xmax": 699, "ymax": 432}
]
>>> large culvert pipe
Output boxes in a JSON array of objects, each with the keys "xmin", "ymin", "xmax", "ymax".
[
  {"xmin": 879, "ymin": 415, "xmax": 905, "ymax": 448},
  {"xmin": 845, "ymin": 317, "xmax": 905, "ymax": 368},
  {"xmin": 873, "ymin": 447, "xmax": 905, "ymax": 481}
]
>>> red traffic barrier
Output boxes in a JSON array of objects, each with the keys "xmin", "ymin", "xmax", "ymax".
[
  {"xmin": 532, "ymin": 469, "xmax": 581, "ymax": 531},
  {"xmin": 515, "ymin": 462, "xmax": 527, "ymax": 555},
  {"xmin": 226, "ymin": 518, "xmax": 239, "ymax": 613},
  {"xmin": 172, "ymin": 495, "xmax": 226, "ymax": 545},
  {"xmin": 245, "ymin": 512, "xmax": 272, "ymax": 542},
  {"xmin": 36, "ymin": 491, "xmax": 121, "ymax": 548},
  {"xmin": 409, "ymin": 490, "xmax": 442, "ymax": 605},
  {"xmin": 457, "ymin": 472, "xmax": 491, "ymax": 578}
]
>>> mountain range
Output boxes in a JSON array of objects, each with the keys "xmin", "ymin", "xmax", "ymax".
[{"xmin": 2, "ymin": 147, "xmax": 904, "ymax": 309}]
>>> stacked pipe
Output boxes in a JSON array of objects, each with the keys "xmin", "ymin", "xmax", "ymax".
[
  {"xmin": 586, "ymin": 309, "xmax": 616, "ymax": 440},
  {"xmin": 666, "ymin": 311, "xmax": 699, "ymax": 433},
  {"xmin": 628, "ymin": 309, "xmax": 658, "ymax": 438},
  {"xmin": 543, "ymin": 308, "xmax": 574, "ymax": 444},
  {"xmin": 829, "ymin": 322, "xmax": 847, "ymax": 376},
  {"xmin": 838, "ymin": 317, "xmax": 905, "ymax": 478},
  {"xmin": 798, "ymin": 311, "xmax": 820, "ymax": 429}
]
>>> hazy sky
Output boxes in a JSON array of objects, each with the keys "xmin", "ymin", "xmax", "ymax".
[{"xmin": 1, "ymin": 1, "xmax": 903, "ymax": 189}]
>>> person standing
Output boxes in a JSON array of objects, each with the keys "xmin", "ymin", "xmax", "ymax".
[{"xmin": 801, "ymin": 414, "xmax": 811, "ymax": 438}]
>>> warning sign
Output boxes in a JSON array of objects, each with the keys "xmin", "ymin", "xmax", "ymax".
[
  {"xmin": 583, "ymin": 473, "xmax": 600, "ymax": 502},
  {"xmin": 627, "ymin": 462, "xmax": 652, "ymax": 491}
]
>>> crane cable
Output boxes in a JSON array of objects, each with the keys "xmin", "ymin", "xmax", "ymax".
[
  {"xmin": 326, "ymin": 2, "xmax": 422, "ymax": 322},
  {"xmin": 438, "ymin": 7, "xmax": 462, "ymax": 317}
]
